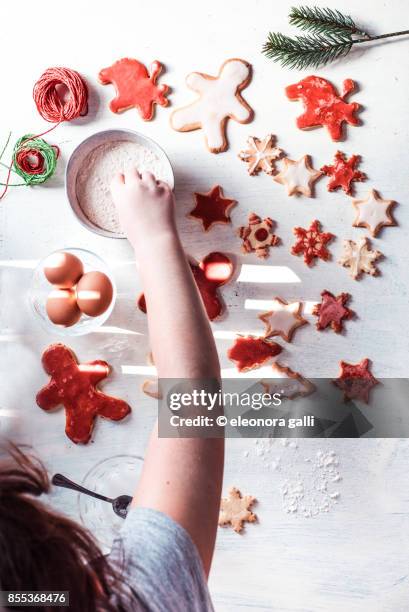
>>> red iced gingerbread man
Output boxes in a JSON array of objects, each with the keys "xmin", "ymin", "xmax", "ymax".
[
  {"xmin": 285, "ymin": 76, "xmax": 360, "ymax": 141},
  {"xmin": 36, "ymin": 344, "xmax": 131, "ymax": 444},
  {"xmin": 98, "ymin": 58, "xmax": 169, "ymax": 121}
]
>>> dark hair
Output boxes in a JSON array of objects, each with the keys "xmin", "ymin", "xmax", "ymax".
[{"xmin": 0, "ymin": 445, "xmax": 127, "ymax": 611}]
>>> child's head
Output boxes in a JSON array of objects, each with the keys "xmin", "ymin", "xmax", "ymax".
[{"xmin": 0, "ymin": 445, "xmax": 125, "ymax": 611}]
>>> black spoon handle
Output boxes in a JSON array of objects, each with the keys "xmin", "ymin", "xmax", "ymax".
[{"xmin": 52, "ymin": 473, "xmax": 112, "ymax": 503}]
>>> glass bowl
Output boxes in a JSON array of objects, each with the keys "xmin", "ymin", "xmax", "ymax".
[
  {"xmin": 78, "ymin": 454, "xmax": 144, "ymax": 551},
  {"xmin": 29, "ymin": 247, "xmax": 116, "ymax": 336}
]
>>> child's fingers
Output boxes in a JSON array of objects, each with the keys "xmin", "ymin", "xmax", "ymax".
[
  {"xmin": 141, "ymin": 171, "xmax": 156, "ymax": 187},
  {"xmin": 110, "ymin": 173, "xmax": 125, "ymax": 196},
  {"xmin": 124, "ymin": 167, "xmax": 141, "ymax": 183}
]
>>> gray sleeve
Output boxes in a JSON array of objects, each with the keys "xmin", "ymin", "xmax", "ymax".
[{"xmin": 108, "ymin": 507, "xmax": 214, "ymax": 612}]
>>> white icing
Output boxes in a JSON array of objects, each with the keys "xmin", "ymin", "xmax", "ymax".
[
  {"xmin": 76, "ymin": 141, "xmax": 168, "ymax": 233},
  {"xmin": 339, "ymin": 238, "xmax": 381, "ymax": 279},
  {"xmin": 275, "ymin": 156, "xmax": 320, "ymax": 196},
  {"xmin": 171, "ymin": 59, "xmax": 251, "ymax": 151},
  {"xmin": 353, "ymin": 190, "xmax": 393, "ymax": 234},
  {"xmin": 263, "ymin": 300, "xmax": 302, "ymax": 338}
]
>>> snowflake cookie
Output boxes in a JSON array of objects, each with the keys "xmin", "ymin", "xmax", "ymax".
[
  {"xmin": 237, "ymin": 212, "xmax": 280, "ymax": 258},
  {"xmin": 170, "ymin": 58, "xmax": 253, "ymax": 153},
  {"xmin": 321, "ymin": 151, "xmax": 366, "ymax": 195},
  {"xmin": 238, "ymin": 134, "xmax": 283, "ymax": 175},
  {"xmin": 291, "ymin": 220, "xmax": 335, "ymax": 266},
  {"xmin": 219, "ymin": 487, "xmax": 257, "ymax": 533},
  {"xmin": 338, "ymin": 238, "xmax": 382, "ymax": 279}
]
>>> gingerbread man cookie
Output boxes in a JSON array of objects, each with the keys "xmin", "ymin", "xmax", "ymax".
[
  {"xmin": 237, "ymin": 213, "xmax": 280, "ymax": 259},
  {"xmin": 36, "ymin": 344, "xmax": 131, "ymax": 444},
  {"xmin": 338, "ymin": 238, "xmax": 382, "ymax": 279},
  {"xmin": 170, "ymin": 59, "xmax": 253, "ymax": 153},
  {"xmin": 190, "ymin": 185, "xmax": 236, "ymax": 231},
  {"xmin": 274, "ymin": 155, "xmax": 322, "ymax": 197},
  {"xmin": 227, "ymin": 336, "xmax": 282, "ymax": 372},
  {"xmin": 321, "ymin": 151, "xmax": 366, "ymax": 195},
  {"xmin": 291, "ymin": 220, "xmax": 334, "ymax": 267},
  {"xmin": 138, "ymin": 252, "xmax": 234, "ymax": 321},
  {"xmin": 238, "ymin": 134, "xmax": 283, "ymax": 175},
  {"xmin": 312, "ymin": 290, "xmax": 354, "ymax": 333},
  {"xmin": 285, "ymin": 76, "xmax": 361, "ymax": 141},
  {"xmin": 258, "ymin": 298, "xmax": 307, "ymax": 343},
  {"xmin": 219, "ymin": 487, "xmax": 257, "ymax": 533},
  {"xmin": 333, "ymin": 358, "xmax": 379, "ymax": 404},
  {"xmin": 352, "ymin": 189, "xmax": 396, "ymax": 237},
  {"xmin": 98, "ymin": 58, "xmax": 169, "ymax": 121}
]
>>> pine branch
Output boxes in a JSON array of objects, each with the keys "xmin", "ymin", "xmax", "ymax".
[
  {"xmin": 289, "ymin": 6, "xmax": 368, "ymax": 37},
  {"xmin": 262, "ymin": 31, "xmax": 352, "ymax": 70}
]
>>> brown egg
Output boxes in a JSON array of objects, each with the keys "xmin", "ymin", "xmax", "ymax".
[
  {"xmin": 46, "ymin": 288, "xmax": 82, "ymax": 327},
  {"xmin": 44, "ymin": 251, "xmax": 84, "ymax": 288},
  {"xmin": 76, "ymin": 271, "xmax": 113, "ymax": 317}
]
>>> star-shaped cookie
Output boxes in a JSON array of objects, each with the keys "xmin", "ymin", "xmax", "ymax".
[
  {"xmin": 238, "ymin": 134, "xmax": 283, "ymax": 175},
  {"xmin": 321, "ymin": 151, "xmax": 366, "ymax": 195},
  {"xmin": 261, "ymin": 363, "xmax": 315, "ymax": 400},
  {"xmin": 189, "ymin": 185, "xmax": 236, "ymax": 231},
  {"xmin": 291, "ymin": 220, "xmax": 335, "ymax": 267},
  {"xmin": 352, "ymin": 189, "xmax": 396, "ymax": 237},
  {"xmin": 312, "ymin": 290, "xmax": 354, "ymax": 333},
  {"xmin": 338, "ymin": 238, "xmax": 382, "ymax": 280},
  {"xmin": 237, "ymin": 212, "xmax": 280, "ymax": 259},
  {"xmin": 219, "ymin": 487, "xmax": 257, "ymax": 533},
  {"xmin": 333, "ymin": 358, "xmax": 379, "ymax": 403},
  {"xmin": 274, "ymin": 155, "xmax": 322, "ymax": 197},
  {"xmin": 258, "ymin": 298, "xmax": 307, "ymax": 343}
]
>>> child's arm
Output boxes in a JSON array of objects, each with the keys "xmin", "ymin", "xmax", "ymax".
[{"xmin": 111, "ymin": 170, "xmax": 223, "ymax": 576}]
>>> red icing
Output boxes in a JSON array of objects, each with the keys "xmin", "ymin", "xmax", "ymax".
[
  {"xmin": 190, "ymin": 185, "xmax": 236, "ymax": 231},
  {"xmin": 291, "ymin": 220, "xmax": 334, "ymax": 267},
  {"xmin": 313, "ymin": 290, "xmax": 353, "ymax": 333},
  {"xmin": 285, "ymin": 76, "xmax": 360, "ymax": 141},
  {"xmin": 36, "ymin": 344, "xmax": 131, "ymax": 444},
  {"xmin": 98, "ymin": 58, "xmax": 169, "ymax": 121},
  {"xmin": 138, "ymin": 252, "xmax": 234, "ymax": 321},
  {"xmin": 321, "ymin": 151, "xmax": 366, "ymax": 195},
  {"xmin": 227, "ymin": 336, "xmax": 282, "ymax": 372},
  {"xmin": 333, "ymin": 358, "xmax": 379, "ymax": 403}
]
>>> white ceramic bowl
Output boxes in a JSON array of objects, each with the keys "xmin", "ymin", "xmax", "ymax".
[
  {"xmin": 65, "ymin": 129, "xmax": 175, "ymax": 239},
  {"xmin": 29, "ymin": 247, "xmax": 116, "ymax": 336}
]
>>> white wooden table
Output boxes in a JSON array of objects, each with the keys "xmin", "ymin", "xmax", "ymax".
[{"xmin": 1, "ymin": 1, "xmax": 409, "ymax": 609}]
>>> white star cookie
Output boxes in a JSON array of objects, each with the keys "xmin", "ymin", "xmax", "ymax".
[
  {"xmin": 352, "ymin": 189, "xmax": 396, "ymax": 237},
  {"xmin": 170, "ymin": 58, "xmax": 253, "ymax": 154},
  {"xmin": 238, "ymin": 134, "xmax": 283, "ymax": 175},
  {"xmin": 274, "ymin": 155, "xmax": 322, "ymax": 197},
  {"xmin": 258, "ymin": 298, "xmax": 307, "ymax": 343},
  {"xmin": 338, "ymin": 238, "xmax": 382, "ymax": 279}
]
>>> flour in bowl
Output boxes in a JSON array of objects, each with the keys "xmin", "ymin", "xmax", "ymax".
[{"xmin": 76, "ymin": 140, "xmax": 170, "ymax": 234}]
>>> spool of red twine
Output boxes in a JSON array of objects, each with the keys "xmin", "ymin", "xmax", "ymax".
[{"xmin": 33, "ymin": 66, "xmax": 88, "ymax": 124}]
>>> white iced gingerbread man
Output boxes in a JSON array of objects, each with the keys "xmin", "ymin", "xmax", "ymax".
[{"xmin": 170, "ymin": 59, "xmax": 253, "ymax": 154}]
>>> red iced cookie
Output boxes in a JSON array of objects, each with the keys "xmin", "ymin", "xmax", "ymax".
[
  {"xmin": 98, "ymin": 58, "xmax": 169, "ymax": 121},
  {"xmin": 291, "ymin": 220, "xmax": 334, "ymax": 267},
  {"xmin": 313, "ymin": 290, "xmax": 354, "ymax": 333},
  {"xmin": 36, "ymin": 344, "xmax": 131, "ymax": 444},
  {"xmin": 190, "ymin": 185, "xmax": 237, "ymax": 231},
  {"xmin": 285, "ymin": 76, "xmax": 360, "ymax": 141},
  {"xmin": 138, "ymin": 252, "xmax": 234, "ymax": 321},
  {"xmin": 321, "ymin": 151, "xmax": 366, "ymax": 195},
  {"xmin": 333, "ymin": 358, "xmax": 379, "ymax": 403},
  {"xmin": 227, "ymin": 336, "xmax": 282, "ymax": 372},
  {"xmin": 237, "ymin": 212, "xmax": 280, "ymax": 259}
]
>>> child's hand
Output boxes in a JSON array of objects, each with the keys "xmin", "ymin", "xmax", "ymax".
[{"xmin": 110, "ymin": 169, "xmax": 176, "ymax": 251}]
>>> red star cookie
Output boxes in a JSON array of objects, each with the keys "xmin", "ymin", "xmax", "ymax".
[
  {"xmin": 312, "ymin": 290, "xmax": 354, "ymax": 333},
  {"xmin": 237, "ymin": 212, "xmax": 280, "ymax": 258},
  {"xmin": 291, "ymin": 220, "xmax": 335, "ymax": 267},
  {"xmin": 333, "ymin": 358, "xmax": 379, "ymax": 403},
  {"xmin": 189, "ymin": 185, "xmax": 237, "ymax": 231},
  {"xmin": 352, "ymin": 189, "xmax": 397, "ymax": 237},
  {"xmin": 98, "ymin": 58, "xmax": 169, "ymax": 121},
  {"xmin": 258, "ymin": 298, "xmax": 307, "ymax": 342},
  {"xmin": 321, "ymin": 151, "xmax": 366, "ymax": 195},
  {"xmin": 36, "ymin": 344, "xmax": 131, "ymax": 444},
  {"xmin": 138, "ymin": 252, "xmax": 234, "ymax": 321},
  {"xmin": 285, "ymin": 76, "xmax": 361, "ymax": 141},
  {"xmin": 227, "ymin": 336, "xmax": 282, "ymax": 372}
]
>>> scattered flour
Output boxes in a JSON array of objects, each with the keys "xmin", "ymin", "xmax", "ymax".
[
  {"xmin": 76, "ymin": 140, "xmax": 169, "ymax": 234},
  {"xmin": 248, "ymin": 440, "xmax": 342, "ymax": 518}
]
